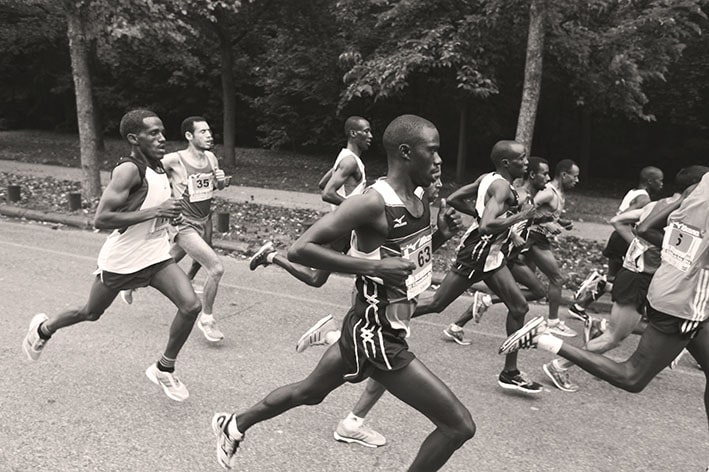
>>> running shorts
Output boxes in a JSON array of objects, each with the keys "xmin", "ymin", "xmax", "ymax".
[
  {"xmin": 646, "ymin": 304, "xmax": 704, "ymax": 339},
  {"xmin": 611, "ymin": 267, "xmax": 652, "ymax": 314},
  {"xmin": 527, "ymin": 230, "xmax": 552, "ymax": 251},
  {"xmin": 97, "ymin": 258, "xmax": 174, "ymax": 291}
]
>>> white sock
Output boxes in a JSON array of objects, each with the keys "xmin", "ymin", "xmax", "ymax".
[
  {"xmin": 200, "ymin": 313, "xmax": 214, "ymax": 323},
  {"xmin": 345, "ymin": 412, "xmax": 363, "ymax": 424},
  {"xmin": 537, "ymin": 333, "xmax": 563, "ymax": 354},
  {"xmin": 547, "ymin": 318, "xmax": 559, "ymax": 327},
  {"xmin": 324, "ymin": 330, "xmax": 341, "ymax": 345},
  {"xmin": 227, "ymin": 417, "xmax": 244, "ymax": 440},
  {"xmin": 266, "ymin": 252, "xmax": 276, "ymax": 264},
  {"xmin": 551, "ymin": 358, "xmax": 567, "ymax": 371},
  {"xmin": 449, "ymin": 324, "xmax": 463, "ymax": 332}
]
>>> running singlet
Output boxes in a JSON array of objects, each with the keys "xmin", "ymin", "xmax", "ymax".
[
  {"xmin": 455, "ymin": 172, "xmax": 519, "ymax": 272},
  {"xmin": 331, "ymin": 148, "xmax": 366, "ymax": 210},
  {"xmin": 618, "ymin": 188, "xmax": 649, "ymax": 214},
  {"xmin": 622, "ymin": 201, "xmax": 662, "ymax": 274},
  {"xmin": 647, "ymin": 173, "xmax": 709, "ymax": 322},
  {"xmin": 96, "ymin": 157, "xmax": 172, "ymax": 274},
  {"xmin": 529, "ymin": 183, "xmax": 564, "ymax": 238},
  {"xmin": 169, "ymin": 151, "xmax": 217, "ymax": 221},
  {"xmin": 349, "ymin": 179, "xmax": 432, "ymax": 335}
]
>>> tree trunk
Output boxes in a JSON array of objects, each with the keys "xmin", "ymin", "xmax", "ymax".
[
  {"xmin": 219, "ymin": 32, "xmax": 237, "ymax": 168},
  {"xmin": 456, "ymin": 103, "xmax": 469, "ymax": 183},
  {"xmin": 515, "ymin": 0, "xmax": 546, "ymax": 153},
  {"xmin": 66, "ymin": 7, "xmax": 101, "ymax": 200}
]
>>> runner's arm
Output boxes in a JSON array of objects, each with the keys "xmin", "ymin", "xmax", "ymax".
[
  {"xmin": 321, "ymin": 157, "xmax": 359, "ymax": 206},
  {"xmin": 318, "ymin": 168, "xmax": 333, "ymax": 190},
  {"xmin": 446, "ymin": 175, "xmax": 484, "ymax": 216},
  {"xmin": 432, "ymin": 198, "xmax": 462, "ymax": 251},
  {"xmin": 610, "ymin": 208, "xmax": 644, "ymax": 244},
  {"xmin": 479, "ymin": 181, "xmax": 533, "ymax": 236},
  {"xmin": 93, "ymin": 163, "xmax": 181, "ymax": 229}
]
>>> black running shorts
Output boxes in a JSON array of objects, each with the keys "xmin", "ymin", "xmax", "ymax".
[
  {"xmin": 98, "ymin": 259, "xmax": 175, "ymax": 291},
  {"xmin": 611, "ymin": 267, "xmax": 652, "ymax": 314},
  {"xmin": 646, "ymin": 304, "xmax": 704, "ymax": 339}
]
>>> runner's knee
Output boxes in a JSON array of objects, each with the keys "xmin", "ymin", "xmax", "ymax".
[
  {"xmin": 181, "ymin": 297, "xmax": 202, "ymax": 317},
  {"xmin": 207, "ymin": 259, "xmax": 224, "ymax": 280},
  {"xmin": 441, "ymin": 407, "xmax": 476, "ymax": 443},
  {"xmin": 81, "ymin": 307, "xmax": 106, "ymax": 322}
]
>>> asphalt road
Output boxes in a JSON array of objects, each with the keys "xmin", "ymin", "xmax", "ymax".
[{"xmin": 0, "ymin": 218, "xmax": 706, "ymax": 472}]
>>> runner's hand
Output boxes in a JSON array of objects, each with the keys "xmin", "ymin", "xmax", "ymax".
[
  {"xmin": 373, "ymin": 258, "xmax": 415, "ymax": 285},
  {"xmin": 155, "ymin": 198, "xmax": 182, "ymax": 219},
  {"xmin": 558, "ymin": 218, "xmax": 574, "ymax": 230},
  {"xmin": 436, "ymin": 199, "xmax": 462, "ymax": 239}
]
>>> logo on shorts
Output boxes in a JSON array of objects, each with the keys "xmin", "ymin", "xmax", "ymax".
[{"xmin": 393, "ymin": 215, "xmax": 407, "ymax": 228}]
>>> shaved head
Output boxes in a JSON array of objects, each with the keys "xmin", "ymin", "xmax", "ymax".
[
  {"xmin": 344, "ymin": 116, "xmax": 368, "ymax": 135},
  {"xmin": 382, "ymin": 114, "xmax": 436, "ymax": 158},
  {"xmin": 490, "ymin": 140, "xmax": 525, "ymax": 167},
  {"xmin": 640, "ymin": 166, "xmax": 663, "ymax": 183}
]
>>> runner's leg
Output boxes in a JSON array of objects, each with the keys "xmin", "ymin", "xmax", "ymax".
[
  {"xmin": 175, "ymin": 231, "xmax": 223, "ymax": 315},
  {"xmin": 527, "ymin": 246, "xmax": 564, "ymax": 321},
  {"xmin": 686, "ymin": 326, "xmax": 709, "ymax": 429},
  {"xmin": 41, "ymin": 277, "xmax": 119, "ymax": 333}
]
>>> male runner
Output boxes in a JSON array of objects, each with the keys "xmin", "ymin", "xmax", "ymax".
[
  {"xmin": 412, "ymin": 140, "xmax": 542, "ymax": 394},
  {"xmin": 21, "ymin": 109, "xmax": 201, "ymax": 402},
  {"xmin": 569, "ymin": 166, "xmax": 664, "ymax": 321},
  {"xmin": 248, "ymin": 116, "xmax": 373, "ymax": 287},
  {"xmin": 500, "ymin": 172, "xmax": 709, "ymax": 451},
  {"xmin": 121, "ymin": 116, "xmax": 230, "ymax": 342},
  {"xmin": 542, "ymin": 166, "xmax": 707, "ymax": 392},
  {"xmin": 211, "ymin": 115, "xmax": 475, "ymax": 471},
  {"xmin": 442, "ymin": 156, "xmax": 551, "ymax": 345},
  {"xmin": 523, "ymin": 159, "xmax": 581, "ymax": 337}
]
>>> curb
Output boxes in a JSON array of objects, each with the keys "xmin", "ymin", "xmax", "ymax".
[{"xmin": 0, "ymin": 203, "xmax": 612, "ymax": 314}]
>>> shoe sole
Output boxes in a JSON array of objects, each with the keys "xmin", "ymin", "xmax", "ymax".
[
  {"xmin": 333, "ymin": 431, "xmax": 385, "ymax": 448},
  {"xmin": 22, "ymin": 313, "xmax": 48, "ymax": 361},
  {"xmin": 145, "ymin": 366, "xmax": 188, "ymax": 402},
  {"xmin": 249, "ymin": 242, "xmax": 274, "ymax": 271},
  {"xmin": 198, "ymin": 322, "xmax": 224, "ymax": 343},
  {"xmin": 443, "ymin": 330, "xmax": 471, "ymax": 345},
  {"xmin": 497, "ymin": 379, "xmax": 542, "ymax": 394},
  {"xmin": 567, "ymin": 308, "xmax": 589, "ymax": 322},
  {"xmin": 212, "ymin": 413, "xmax": 235, "ymax": 470},
  {"xmin": 548, "ymin": 327, "xmax": 577, "ymax": 338},
  {"xmin": 498, "ymin": 316, "xmax": 545, "ymax": 354},
  {"xmin": 542, "ymin": 363, "xmax": 577, "ymax": 393},
  {"xmin": 296, "ymin": 314, "xmax": 334, "ymax": 352}
]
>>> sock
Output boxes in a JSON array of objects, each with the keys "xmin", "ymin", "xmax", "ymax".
[
  {"xmin": 227, "ymin": 416, "xmax": 244, "ymax": 440},
  {"xmin": 324, "ymin": 330, "xmax": 341, "ymax": 345},
  {"xmin": 38, "ymin": 322, "xmax": 52, "ymax": 340},
  {"xmin": 537, "ymin": 333, "xmax": 563, "ymax": 354},
  {"xmin": 449, "ymin": 324, "xmax": 463, "ymax": 332},
  {"xmin": 345, "ymin": 412, "xmax": 363, "ymax": 424},
  {"xmin": 503, "ymin": 368, "xmax": 520, "ymax": 376},
  {"xmin": 157, "ymin": 355, "xmax": 176, "ymax": 373},
  {"xmin": 200, "ymin": 313, "xmax": 214, "ymax": 323},
  {"xmin": 547, "ymin": 318, "xmax": 559, "ymax": 327},
  {"xmin": 266, "ymin": 252, "xmax": 276, "ymax": 264},
  {"xmin": 551, "ymin": 358, "xmax": 568, "ymax": 371}
]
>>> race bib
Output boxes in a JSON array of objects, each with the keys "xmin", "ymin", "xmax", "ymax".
[
  {"xmin": 187, "ymin": 173, "xmax": 214, "ymax": 203},
  {"xmin": 623, "ymin": 237, "xmax": 648, "ymax": 273},
  {"xmin": 662, "ymin": 221, "xmax": 703, "ymax": 272},
  {"xmin": 402, "ymin": 233, "xmax": 433, "ymax": 299}
]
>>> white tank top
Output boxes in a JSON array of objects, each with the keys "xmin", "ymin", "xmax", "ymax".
[
  {"xmin": 475, "ymin": 172, "xmax": 507, "ymax": 217},
  {"xmin": 97, "ymin": 166, "xmax": 173, "ymax": 273},
  {"xmin": 618, "ymin": 188, "xmax": 649, "ymax": 214},
  {"xmin": 331, "ymin": 148, "xmax": 366, "ymax": 210}
]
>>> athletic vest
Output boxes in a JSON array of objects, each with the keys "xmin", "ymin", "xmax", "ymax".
[
  {"xmin": 350, "ymin": 180, "xmax": 431, "ymax": 333},
  {"xmin": 97, "ymin": 158, "xmax": 172, "ymax": 274},
  {"xmin": 171, "ymin": 151, "xmax": 216, "ymax": 220},
  {"xmin": 647, "ymin": 174, "xmax": 709, "ymax": 321},
  {"xmin": 331, "ymin": 148, "xmax": 366, "ymax": 210},
  {"xmin": 621, "ymin": 201, "xmax": 662, "ymax": 274},
  {"xmin": 457, "ymin": 172, "xmax": 519, "ymax": 271},
  {"xmin": 618, "ymin": 188, "xmax": 649, "ymax": 214}
]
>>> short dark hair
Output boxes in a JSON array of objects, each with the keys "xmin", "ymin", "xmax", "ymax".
[
  {"xmin": 181, "ymin": 116, "xmax": 208, "ymax": 138},
  {"xmin": 554, "ymin": 159, "xmax": 577, "ymax": 177},
  {"xmin": 119, "ymin": 109, "xmax": 158, "ymax": 139},
  {"xmin": 639, "ymin": 166, "xmax": 663, "ymax": 183},
  {"xmin": 527, "ymin": 156, "xmax": 549, "ymax": 176},
  {"xmin": 674, "ymin": 165, "xmax": 709, "ymax": 192},
  {"xmin": 344, "ymin": 116, "xmax": 368, "ymax": 136},
  {"xmin": 382, "ymin": 114, "xmax": 436, "ymax": 158},
  {"xmin": 490, "ymin": 140, "xmax": 525, "ymax": 167}
]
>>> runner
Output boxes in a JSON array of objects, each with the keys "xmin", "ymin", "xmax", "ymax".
[
  {"xmin": 211, "ymin": 115, "xmax": 475, "ymax": 471},
  {"xmin": 248, "ymin": 116, "xmax": 372, "ymax": 287},
  {"xmin": 542, "ymin": 166, "xmax": 708, "ymax": 392},
  {"xmin": 569, "ymin": 166, "xmax": 664, "ymax": 321},
  {"xmin": 411, "ymin": 140, "xmax": 543, "ymax": 394},
  {"xmin": 441, "ymin": 156, "xmax": 550, "ymax": 345},
  {"xmin": 122, "ymin": 116, "xmax": 230, "ymax": 342},
  {"xmin": 500, "ymin": 172, "xmax": 709, "ymax": 450},
  {"xmin": 21, "ymin": 109, "xmax": 201, "ymax": 402}
]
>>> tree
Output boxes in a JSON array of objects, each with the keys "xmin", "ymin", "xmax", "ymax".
[{"xmin": 516, "ymin": 0, "xmax": 546, "ymax": 152}]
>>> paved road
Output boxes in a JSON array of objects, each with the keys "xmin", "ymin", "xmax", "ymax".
[{"xmin": 1, "ymin": 219, "xmax": 705, "ymax": 472}]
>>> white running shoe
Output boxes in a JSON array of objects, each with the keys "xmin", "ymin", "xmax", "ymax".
[
  {"xmin": 334, "ymin": 418, "xmax": 387, "ymax": 448},
  {"xmin": 499, "ymin": 316, "xmax": 547, "ymax": 355},
  {"xmin": 120, "ymin": 289, "xmax": 134, "ymax": 305},
  {"xmin": 574, "ymin": 270, "xmax": 606, "ymax": 300},
  {"xmin": 198, "ymin": 317, "xmax": 225, "ymax": 343},
  {"xmin": 547, "ymin": 320, "xmax": 578, "ymax": 338},
  {"xmin": 669, "ymin": 348, "xmax": 689, "ymax": 370},
  {"xmin": 212, "ymin": 413, "xmax": 244, "ymax": 470},
  {"xmin": 145, "ymin": 363, "xmax": 189, "ymax": 401},
  {"xmin": 22, "ymin": 313, "xmax": 49, "ymax": 361},
  {"xmin": 471, "ymin": 291, "xmax": 493, "ymax": 323},
  {"xmin": 249, "ymin": 241, "xmax": 276, "ymax": 271},
  {"xmin": 296, "ymin": 314, "xmax": 339, "ymax": 353}
]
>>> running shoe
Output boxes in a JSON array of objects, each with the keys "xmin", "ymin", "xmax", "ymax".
[
  {"xmin": 296, "ymin": 314, "xmax": 338, "ymax": 353},
  {"xmin": 574, "ymin": 270, "xmax": 607, "ymax": 300},
  {"xmin": 249, "ymin": 241, "xmax": 276, "ymax": 270},
  {"xmin": 120, "ymin": 289, "xmax": 134, "ymax": 305},
  {"xmin": 498, "ymin": 315, "xmax": 547, "ymax": 355},
  {"xmin": 542, "ymin": 361, "xmax": 578, "ymax": 392},
  {"xmin": 583, "ymin": 316, "xmax": 607, "ymax": 345},
  {"xmin": 497, "ymin": 370, "xmax": 543, "ymax": 394},
  {"xmin": 443, "ymin": 325, "xmax": 472, "ymax": 346},
  {"xmin": 198, "ymin": 317, "xmax": 225, "ymax": 343},
  {"xmin": 22, "ymin": 313, "xmax": 49, "ymax": 361},
  {"xmin": 471, "ymin": 291, "xmax": 493, "ymax": 323},
  {"xmin": 669, "ymin": 348, "xmax": 689, "ymax": 370},
  {"xmin": 547, "ymin": 320, "xmax": 577, "ymax": 338},
  {"xmin": 212, "ymin": 413, "xmax": 244, "ymax": 470},
  {"xmin": 145, "ymin": 363, "xmax": 189, "ymax": 401},
  {"xmin": 334, "ymin": 418, "xmax": 387, "ymax": 448},
  {"xmin": 567, "ymin": 304, "xmax": 590, "ymax": 323}
]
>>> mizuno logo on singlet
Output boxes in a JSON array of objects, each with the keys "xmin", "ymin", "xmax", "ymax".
[{"xmin": 393, "ymin": 215, "xmax": 407, "ymax": 228}]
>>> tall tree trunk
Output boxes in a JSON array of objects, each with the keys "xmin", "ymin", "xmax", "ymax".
[
  {"xmin": 219, "ymin": 31, "xmax": 237, "ymax": 168},
  {"xmin": 456, "ymin": 102, "xmax": 469, "ymax": 183},
  {"xmin": 66, "ymin": 6, "xmax": 101, "ymax": 200},
  {"xmin": 515, "ymin": 0, "xmax": 546, "ymax": 153}
]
